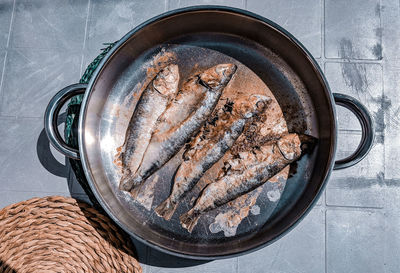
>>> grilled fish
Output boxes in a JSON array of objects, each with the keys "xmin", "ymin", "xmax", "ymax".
[
  {"xmin": 154, "ymin": 75, "xmax": 209, "ymax": 136},
  {"xmin": 120, "ymin": 68, "xmax": 211, "ymax": 192},
  {"xmin": 155, "ymin": 94, "xmax": 271, "ymax": 220},
  {"xmin": 119, "ymin": 64, "xmax": 179, "ymax": 191},
  {"xmin": 129, "ymin": 64, "xmax": 237, "ymax": 195},
  {"xmin": 180, "ymin": 133, "xmax": 315, "ymax": 232}
]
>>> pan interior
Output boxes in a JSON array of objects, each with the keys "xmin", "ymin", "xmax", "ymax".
[{"xmin": 81, "ymin": 9, "xmax": 334, "ymax": 258}]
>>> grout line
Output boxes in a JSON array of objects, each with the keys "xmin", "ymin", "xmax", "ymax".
[
  {"xmin": 324, "ymin": 208, "xmax": 328, "ymax": 273},
  {"xmin": 0, "ymin": 0, "xmax": 16, "ymax": 111},
  {"xmin": 0, "ymin": 113, "xmax": 44, "ymax": 119},
  {"xmin": 0, "ymin": 189, "xmax": 70, "ymax": 194},
  {"xmin": 324, "ymin": 58, "xmax": 383, "ymax": 64},
  {"xmin": 165, "ymin": 0, "xmax": 169, "ymax": 11},
  {"xmin": 0, "ymin": 51, "xmax": 8, "ymax": 109},
  {"xmin": 0, "ymin": 114, "xmax": 42, "ymax": 119},
  {"xmin": 80, "ymin": 0, "xmax": 91, "ymax": 75},
  {"xmin": 318, "ymin": 0, "xmax": 323, "ymax": 59},
  {"xmin": 5, "ymin": 0, "xmax": 16, "ymax": 49},
  {"xmin": 322, "ymin": 0, "xmax": 325, "ymax": 61},
  {"xmin": 379, "ymin": 0, "xmax": 383, "ymax": 59},
  {"xmin": 337, "ymin": 128, "xmax": 363, "ymax": 133},
  {"xmin": 235, "ymin": 257, "xmax": 239, "ymax": 273},
  {"xmin": 0, "ymin": 115, "xmax": 17, "ymax": 120},
  {"xmin": 325, "ymin": 204, "xmax": 383, "ymax": 210},
  {"xmin": 243, "ymin": 0, "xmax": 247, "ymax": 9}
]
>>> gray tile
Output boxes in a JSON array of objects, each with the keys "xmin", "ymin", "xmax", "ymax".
[
  {"xmin": 381, "ymin": 0, "xmax": 400, "ymax": 62},
  {"xmin": 11, "ymin": 0, "xmax": 88, "ymax": 50},
  {"xmin": 327, "ymin": 131, "xmax": 384, "ymax": 208},
  {"xmin": 0, "ymin": 48, "xmax": 81, "ymax": 117},
  {"xmin": 0, "ymin": 0, "xmax": 14, "ymax": 49},
  {"xmin": 86, "ymin": 0, "xmax": 166, "ymax": 51},
  {"xmin": 131, "ymin": 0, "xmax": 167, "ymax": 26},
  {"xmin": 0, "ymin": 190, "xmax": 70, "ymax": 209},
  {"xmin": 169, "ymin": 0, "xmax": 244, "ymax": 10},
  {"xmin": 325, "ymin": 0, "xmax": 382, "ymax": 60},
  {"xmin": 327, "ymin": 209, "xmax": 385, "ymax": 273},
  {"xmin": 384, "ymin": 211, "xmax": 400, "ymax": 273},
  {"xmin": 86, "ymin": 0, "xmax": 133, "ymax": 51},
  {"xmin": 81, "ymin": 46, "xmax": 110, "ymax": 75},
  {"xmin": 247, "ymin": 0, "xmax": 321, "ymax": 58},
  {"xmin": 238, "ymin": 208, "xmax": 324, "ymax": 273},
  {"xmin": 0, "ymin": 117, "xmax": 70, "ymax": 192},
  {"xmin": 384, "ymin": 128, "xmax": 400, "ymax": 181},
  {"xmin": 325, "ymin": 62, "xmax": 384, "ymax": 133},
  {"xmin": 147, "ymin": 249, "xmax": 237, "ymax": 273},
  {"xmin": 381, "ymin": 1, "xmax": 400, "ymax": 181}
]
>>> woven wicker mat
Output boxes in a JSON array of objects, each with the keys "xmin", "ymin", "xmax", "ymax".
[{"xmin": 0, "ymin": 196, "xmax": 142, "ymax": 273}]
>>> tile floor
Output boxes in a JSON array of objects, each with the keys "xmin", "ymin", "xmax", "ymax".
[{"xmin": 0, "ymin": 0, "xmax": 399, "ymax": 272}]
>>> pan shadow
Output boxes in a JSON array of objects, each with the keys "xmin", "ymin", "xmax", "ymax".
[
  {"xmin": 0, "ymin": 260, "xmax": 16, "ymax": 273},
  {"xmin": 65, "ymin": 153, "xmax": 209, "ymax": 268},
  {"xmin": 36, "ymin": 112, "xmax": 69, "ymax": 178}
]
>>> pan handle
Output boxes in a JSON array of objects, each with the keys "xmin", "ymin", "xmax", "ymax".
[
  {"xmin": 333, "ymin": 93, "xmax": 374, "ymax": 170},
  {"xmin": 44, "ymin": 83, "xmax": 87, "ymax": 160}
]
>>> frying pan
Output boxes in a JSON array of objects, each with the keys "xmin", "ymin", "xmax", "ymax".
[{"xmin": 44, "ymin": 6, "xmax": 374, "ymax": 259}]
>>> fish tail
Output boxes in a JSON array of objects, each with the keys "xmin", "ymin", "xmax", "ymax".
[
  {"xmin": 121, "ymin": 172, "xmax": 144, "ymax": 193},
  {"xmin": 130, "ymin": 185, "xmax": 142, "ymax": 199},
  {"xmin": 154, "ymin": 197, "xmax": 178, "ymax": 220},
  {"xmin": 179, "ymin": 209, "xmax": 201, "ymax": 233},
  {"xmin": 119, "ymin": 171, "xmax": 133, "ymax": 191}
]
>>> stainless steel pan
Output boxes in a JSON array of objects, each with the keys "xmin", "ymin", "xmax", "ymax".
[{"xmin": 44, "ymin": 6, "xmax": 374, "ymax": 259}]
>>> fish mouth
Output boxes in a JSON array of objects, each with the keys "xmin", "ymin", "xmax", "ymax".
[
  {"xmin": 277, "ymin": 133, "xmax": 317, "ymax": 160},
  {"xmin": 199, "ymin": 64, "xmax": 237, "ymax": 89},
  {"xmin": 277, "ymin": 133, "xmax": 302, "ymax": 161},
  {"xmin": 236, "ymin": 94, "xmax": 271, "ymax": 118},
  {"xmin": 153, "ymin": 64, "xmax": 179, "ymax": 96}
]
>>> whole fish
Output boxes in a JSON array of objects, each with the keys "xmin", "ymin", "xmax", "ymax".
[
  {"xmin": 155, "ymin": 94, "xmax": 271, "ymax": 220},
  {"xmin": 180, "ymin": 133, "xmax": 316, "ymax": 232},
  {"xmin": 128, "ymin": 64, "xmax": 237, "ymax": 196},
  {"xmin": 119, "ymin": 64, "xmax": 179, "ymax": 191},
  {"xmin": 152, "ymin": 73, "xmax": 210, "ymax": 137},
  {"xmin": 120, "ymin": 69, "xmax": 209, "ymax": 191}
]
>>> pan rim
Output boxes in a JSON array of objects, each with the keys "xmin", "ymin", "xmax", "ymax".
[{"xmin": 78, "ymin": 5, "xmax": 337, "ymax": 260}]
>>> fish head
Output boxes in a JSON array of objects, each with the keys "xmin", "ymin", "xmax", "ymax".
[
  {"xmin": 199, "ymin": 64, "xmax": 237, "ymax": 89},
  {"xmin": 235, "ymin": 94, "xmax": 271, "ymax": 118},
  {"xmin": 153, "ymin": 64, "xmax": 180, "ymax": 97},
  {"xmin": 277, "ymin": 133, "xmax": 302, "ymax": 161}
]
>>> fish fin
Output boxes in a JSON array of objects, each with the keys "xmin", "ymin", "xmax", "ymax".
[
  {"xmin": 180, "ymin": 210, "xmax": 201, "ymax": 233},
  {"xmin": 155, "ymin": 198, "xmax": 178, "ymax": 220},
  {"xmin": 119, "ymin": 172, "xmax": 133, "ymax": 191},
  {"xmin": 117, "ymin": 151, "xmax": 123, "ymax": 162},
  {"xmin": 130, "ymin": 185, "xmax": 142, "ymax": 199}
]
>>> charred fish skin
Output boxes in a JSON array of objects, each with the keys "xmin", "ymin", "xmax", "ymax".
[
  {"xmin": 155, "ymin": 95, "xmax": 271, "ymax": 220},
  {"xmin": 180, "ymin": 133, "xmax": 315, "ymax": 232},
  {"xmin": 119, "ymin": 64, "xmax": 179, "ymax": 191},
  {"xmin": 129, "ymin": 64, "xmax": 237, "ymax": 195}
]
